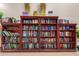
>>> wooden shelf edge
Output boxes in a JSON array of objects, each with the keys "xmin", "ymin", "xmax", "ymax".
[{"xmin": 1, "ymin": 49, "xmax": 76, "ymax": 52}]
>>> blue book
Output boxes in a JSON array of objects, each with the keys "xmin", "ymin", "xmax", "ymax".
[
  {"xmin": 26, "ymin": 31, "xmax": 29, "ymax": 37},
  {"xmin": 48, "ymin": 26, "xmax": 51, "ymax": 30},
  {"xmin": 26, "ymin": 38, "xmax": 28, "ymax": 42},
  {"xmin": 25, "ymin": 43, "xmax": 29, "ymax": 48}
]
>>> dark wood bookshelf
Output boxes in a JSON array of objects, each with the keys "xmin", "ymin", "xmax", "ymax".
[{"xmin": 1, "ymin": 16, "xmax": 76, "ymax": 52}]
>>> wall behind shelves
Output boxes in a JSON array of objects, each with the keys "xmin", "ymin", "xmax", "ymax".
[{"xmin": 0, "ymin": 3, "xmax": 79, "ymax": 47}]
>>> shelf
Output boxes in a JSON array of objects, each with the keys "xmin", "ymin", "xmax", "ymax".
[
  {"xmin": 2, "ymin": 23, "xmax": 21, "ymax": 26},
  {"xmin": 2, "ymin": 36, "xmax": 20, "ymax": 37},
  {"xmin": 40, "ymin": 23, "xmax": 56, "ymax": 25},
  {"xmin": 22, "ymin": 36, "xmax": 38, "ymax": 38},
  {"xmin": 1, "ymin": 49, "xmax": 76, "ymax": 52},
  {"xmin": 22, "ymin": 23, "xmax": 38, "ymax": 25},
  {"xmin": 3, "ymin": 29, "xmax": 20, "ymax": 32},
  {"xmin": 22, "ymin": 30, "xmax": 38, "ymax": 31},
  {"xmin": 59, "ymin": 30, "xmax": 75, "ymax": 31},
  {"xmin": 2, "ymin": 42, "xmax": 20, "ymax": 44},
  {"xmin": 1, "ymin": 16, "xmax": 76, "ymax": 52},
  {"xmin": 20, "ymin": 16, "xmax": 58, "ymax": 19},
  {"xmin": 60, "ymin": 42, "xmax": 76, "ymax": 44},
  {"xmin": 22, "ymin": 42, "xmax": 39, "ymax": 44},
  {"xmin": 40, "ymin": 30, "xmax": 56, "ymax": 32},
  {"xmin": 40, "ymin": 37, "xmax": 56, "ymax": 38},
  {"xmin": 60, "ymin": 36, "xmax": 75, "ymax": 38},
  {"xmin": 58, "ymin": 24, "xmax": 76, "ymax": 26}
]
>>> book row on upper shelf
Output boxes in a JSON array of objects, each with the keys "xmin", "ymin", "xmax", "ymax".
[
  {"xmin": 2, "ymin": 17, "xmax": 20, "ymax": 23},
  {"xmin": 22, "ymin": 31, "xmax": 56, "ymax": 37},
  {"xmin": 22, "ymin": 18, "xmax": 56, "ymax": 24},
  {"xmin": 58, "ymin": 19, "xmax": 69, "ymax": 24},
  {"xmin": 23, "ymin": 25, "xmax": 56, "ymax": 30},
  {"xmin": 59, "ymin": 38, "xmax": 74, "ymax": 43},
  {"xmin": 22, "ymin": 37, "xmax": 56, "ymax": 44},
  {"xmin": 22, "ymin": 43, "xmax": 57, "ymax": 49},
  {"xmin": 60, "ymin": 43, "xmax": 74, "ymax": 49},
  {"xmin": 23, "ymin": 25, "xmax": 38, "ymax": 30},
  {"xmin": 59, "ymin": 31, "xmax": 75, "ymax": 37},
  {"xmin": 3, "ymin": 27, "xmax": 19, "ymax": 30},
  {"xmin": 59, "ymin": 26, "xmax": 75, "ymax": 30}
]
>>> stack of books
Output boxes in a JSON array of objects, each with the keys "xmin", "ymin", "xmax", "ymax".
[
  {"xmin": 40, "ymin": 26, "xmax": 56, "ymax": 30},
  {"xmin": 23, "ymin": 31, "xmax": 38, "ymax": 37},
  {"xmin": 40, "ymin": 18, "xmax": 56, "ymax": 24},
  {"xmin": 23, "ymin": 19, "xmax": 38, "ymax": 23}
]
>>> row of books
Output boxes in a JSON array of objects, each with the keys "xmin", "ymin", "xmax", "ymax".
[
  {"xmin": 22, "ymin": 31, "xmax": 38, "ymax": 36},
  {"xmin": 40, "ymin": 26, "xmax": 56, "ymax": 30},
  {"xmin": 23, "ymin": 43, "xmax": 39, "ymax": 48},
  {"xmin": 40, "ymin": 18, "xmax": 56, "ymax": 24},
  {"xmin": 2, "ymin": 36, "xmax": 20, "ymax": 43},
  {"xmin": 40, "ymin": 32, "xmax": 55, "ymax": 37},
  {"xmin": 59, "ymin": 26, "xmax": 74, "ymax": 30},
  {"xmin": 23, "ymin": 19, "xmax": 38, "ymax": 23},
  {"xmin": 2, "ymin": 44, "xmax": 20, "ymax": 49},
  {"xmin": 2, "ymin": 31, "xmax": 20, "ymax": 36},
  {"xmin": 22, "ymin": 43, "xmax": 57, "ymax": 49},
  {"xmin": 22, "ymin": 38, "xmax": 56, "ymax": 44},
  {"xmin": 59, "ymin": 38, "xmax": 73, "ymax": 43},
  {"xmin": 58, "ymin": 19, "xmax": 69, "ymax": 24},
  {"xmin": 23, "ymin": 18, "xmax": 57, "ymax": 24},
  {"xmin": 23, "ymin": 25, "xmax": 56, "ymax": 30},
  {"xmin": 22, "ymin": 31, "xmax": 56, "ymax": 37},
  {"xmin": 2, "ymin": 17, "xmax": 20, "ymax": 23},
  {"xmin": 22, "ymin": 38, "xmax": 38, "ymax": 43},
  {"xmin": 60, "ymin": 43, "xmax": 74, "ymax": 48},
  {"xmin": 40, "ymin": 38, "xmax": 56, "ymax": 43},
  {"xmin": 59, "ymin": 31, "xmax": 74, "ymax": 37},
  {"xmin": 23, "ymin": 25, "xmax": 38, "ymax": 30}
]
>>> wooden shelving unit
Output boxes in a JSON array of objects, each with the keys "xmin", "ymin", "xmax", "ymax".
[{"xmin": 1, "ymin": 16, "xmax": 76, "ymax": 52}]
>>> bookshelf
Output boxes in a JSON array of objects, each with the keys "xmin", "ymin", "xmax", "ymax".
[
  {"xmin": 1, "ymin": 23, "xmax": 22, "ymax": 51},
  {"xmin": 1, "ymin": 16, "xmax": 76, "ymax": 52}
]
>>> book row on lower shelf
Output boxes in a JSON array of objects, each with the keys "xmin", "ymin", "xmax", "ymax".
[
  {"xmin": 22, "ymin": 31, "xmax": 56, "ymax": 37},
  {"xmin": 22, "ymin": 18, "xmax": 56, "ymax": 24},
  {"xmin": 59, "ymin": 31, "xmax": 75, "ymax": 37},
  {"xmin": 23, "ymin": 43, "xmax": 57, "ymax": 49},
  {"xmin": 2, "ymin": 43, "xmax": 74, "ymax": 49},
  {"xmin": 60, "ymin": 43, "xmax": 75, "ymax": 49},
  {"xmin": 22, "ymin": 25, "xmax": 56, "ymax": 30},
  {"xmin": 2, "ymin": 43, "xmax": 20, "ymax": 50},
  {"xmin": 59, "ymin": 38, "xmax": 74, "ymax": 43}
]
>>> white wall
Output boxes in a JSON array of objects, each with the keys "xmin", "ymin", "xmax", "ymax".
[
  {"xmin": 0, "ymin": 3, "xmax": 79, "ymax": 46},
  {"xmin": 0, "ymin": 3, "xmax": 79, "ymax": 26}
]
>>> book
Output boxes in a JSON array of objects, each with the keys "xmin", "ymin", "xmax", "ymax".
[
  {"xmin": 63, "ymin": 44, "xmax": 67, "ymax": 48},
  {"xmin": 25, "ymin": 43, "xmax": 29, "ymax": 48},
  {"xmin": 41, "ymin": 19, "xmax": 45, "ymax": 23},
  {"xmin": 54, "ymin": 43, "xmax": 57, "ymax": 48},
  {"xmin": 40, "ymin": 44, "xmax": 46, "ymax": 49},
  {"xmin": 60, "ymin": 32, "xmax": 65, "ymax": 36},
  {"xmin": 65, "ymin": 32, "xmax": 70, "ymax": 36},
  {"xmin": 29, "ymin": 43, "xmax": 34, "ymax": 48}
]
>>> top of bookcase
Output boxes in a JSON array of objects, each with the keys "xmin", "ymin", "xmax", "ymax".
[{"xmin": 20, "ymin": 16, "xmax": 58, "ymax": 19}]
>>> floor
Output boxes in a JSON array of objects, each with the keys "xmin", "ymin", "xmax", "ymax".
[{"xmin": 0, "ymin": 51, "xmax": 79, "ymax": 56}]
